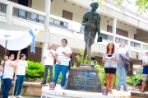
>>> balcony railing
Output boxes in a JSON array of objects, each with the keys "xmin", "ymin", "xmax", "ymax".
[{"xmin": 0, "ymin": 0, "xmax": 148, "ymax": 56}]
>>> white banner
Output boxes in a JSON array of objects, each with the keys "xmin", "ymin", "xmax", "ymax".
[{"xmin": 0, "ymin": 28, "xmax": 40, "ymax": 51}]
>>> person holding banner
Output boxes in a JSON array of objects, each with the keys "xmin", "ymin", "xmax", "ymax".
[
  {"xmin": 13, "ymin": 53, "xmax": 28, "ymax": 97},
  {"xmin": 1, "ymin": 54, "xmax": 16, "ymax": 98},
  {"xmin": 0, "ymin": 55, "xmax": 8, "ymax": 89}
]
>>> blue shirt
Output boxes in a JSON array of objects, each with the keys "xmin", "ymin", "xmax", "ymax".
[
  {"xmin": 142, "ymin": 56, "xmax": 148, "ymax": 74},
  {"xmin": 142, "ymin": 66, "xmax": 148, "ymax": 74}
]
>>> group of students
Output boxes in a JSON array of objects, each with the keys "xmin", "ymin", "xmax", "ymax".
[
  {"xmin": 0, "ymin": 53, "xmax": 28, "ymax": 98},
  {"xmin": 103, "ymin": 42, "xmax": 148, "ymax": 93},
  {"xmin": 0, "ymin": 38, "xmax": 147, "ymax": 98}
]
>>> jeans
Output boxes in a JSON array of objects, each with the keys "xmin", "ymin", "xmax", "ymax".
[
  {"xmin": 0, "ymin": 76, "xmax": 2, "ymax": 86},
  {"xmin": 43, "ymin": 65, "xmax": 53, "ymax": 83},
  {"xmin": 2, "ymin": 78, "xmax": 12, "ymax": 98},
  {"xmin": 116, "ymin": 66, "xmax": 127, "ymax": 89},
  {"xmin": 54, "ymin": 64, "xmax": 69, "ymax": 87},
  {"xmin": 14, "ymin": 75, "xmax": 25, "ymax": 96}
]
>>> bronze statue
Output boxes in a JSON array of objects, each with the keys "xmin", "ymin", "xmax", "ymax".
[{"xmin": 82, "ymin": 2, "xmax": 102, "ymax": 64}]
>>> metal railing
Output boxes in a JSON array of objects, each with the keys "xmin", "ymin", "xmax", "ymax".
[{"xmin": 0, "ymin": 0, "xmax": 148, "ymax": 56}]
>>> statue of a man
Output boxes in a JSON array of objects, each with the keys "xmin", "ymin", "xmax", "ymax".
[{"xmin": 82, "ymin": 2, "xmax": 102, "ymax": 64}]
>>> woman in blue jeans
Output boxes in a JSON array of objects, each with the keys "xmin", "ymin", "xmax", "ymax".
[
  {"xmin": 14, "ymin": 54, "xmax": 28, "ymax": 97},
  {"xmin": 116, "ymin": 43, "xmax": 130, "ymax": 91}
]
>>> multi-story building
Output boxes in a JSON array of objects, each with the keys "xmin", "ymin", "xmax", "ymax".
[{"xmin": 0, "ymin": 0, "xmax": 148, "ymax": 64}]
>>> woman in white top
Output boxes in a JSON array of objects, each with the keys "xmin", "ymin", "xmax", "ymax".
[
  {"xmin": 0, "ymin": 55, "xmax": 8, "ymax": 89},
  {"xmin": 102, "ymin": 42, "xmax": 118, "ymax": 93},
  {"xmin": 2, "ymin": 54, "xmax": 16, "ymax": 98},
  {"xmin": 13, "ymin": 54, "xmax": 28, "ymax": 97}
]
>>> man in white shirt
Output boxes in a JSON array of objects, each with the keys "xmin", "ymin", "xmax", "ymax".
[
  {"xmin": 54, "ymin": 39, "xmax": 72, "ymax": 87},
  {"xmin": 41, "ymin": 44, "xmax": 56, "ymax": 84},
  {"xmin": 2, "ymin": 54, "xmax": 16, "ymax": 98}
]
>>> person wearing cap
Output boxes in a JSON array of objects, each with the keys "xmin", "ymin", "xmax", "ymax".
[
  {"xmin": 116, "ymin": 43, "xmax": 130, "ymax": 91},
  {"xmin": 141, "ymin": 51, "xmax": 148, "ymax": 92}
]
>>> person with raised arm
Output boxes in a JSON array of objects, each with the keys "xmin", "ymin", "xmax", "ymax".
[
  {"xmin": 1, "ymin": 53, "xmax": 16, "ymax": 98},
  {"xmin": 13, "ymin": 51, "xmax": 28, "ymax": 97}
]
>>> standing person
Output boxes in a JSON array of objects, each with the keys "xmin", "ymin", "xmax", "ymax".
[
  {"xmin": 41, "ymin": 44, "xmax": 56, "ymax": 84},
  {"xmin": 54, "ymin": 39, "xmax": 72, "ymax": 88},
  {"xmin": 2, "ymin": 54, "xmax": 16, "ymax": 98},
  {"xmin": 13, "ymin": 54, "xmax": 28, "ymax": 97},
  {"xmin": 141, "ymin": 51, "xmax": 148, "ymax": 92},
  {"xmin": 103, "ymin": 42, "xmax": 118, "ymax": 93},
  {"xmin": 116, "ymin": 43, "xmax": 130, "ymax": 91},
  {"xmin": 0, "ymin": 56, "xmax": 8, "ymax": 88}
]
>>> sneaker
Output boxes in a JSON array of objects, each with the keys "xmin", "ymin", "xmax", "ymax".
[
  {"xmin": 16, "ymin": 95, "xmax": 22, "ymax": 98},
  {"xmin": 41, "ymin": 82, "xmax": 46, "ymax": 85}
]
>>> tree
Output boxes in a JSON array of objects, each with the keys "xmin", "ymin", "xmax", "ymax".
[
  {"xmin": 113, "ymin": 0, "xmax": 148, "ymax": 12},
  {"xmin": 136, "ymin": 0, "xmax": 148, "ymax": 12}
]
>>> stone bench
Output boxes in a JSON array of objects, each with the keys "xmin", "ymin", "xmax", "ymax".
[{"xmin": 10, "ymin": 81, "xmax": 42, "ymax": 97}]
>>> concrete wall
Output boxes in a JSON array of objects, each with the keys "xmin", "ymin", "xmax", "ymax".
[
  {"xmin": 31, "ymin": 0, "xmax": 45, "ymax": 11},
  {"xmin": 50, "ymin": 0, "xmax": 85, "ymax": 22}
]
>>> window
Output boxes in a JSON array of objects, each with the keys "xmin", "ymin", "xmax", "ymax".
[
  {"xmin": 62, "ymin": 10, "xmax": 73, "ymax": 20},
  {"xmin": 107, "ymin": 25, "xmax": 128, "ymax": 37}
]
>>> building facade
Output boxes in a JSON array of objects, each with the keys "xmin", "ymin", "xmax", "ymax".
[{"xmin": 0, "ymin": 0, "xmax": 148, "ymax": 63}]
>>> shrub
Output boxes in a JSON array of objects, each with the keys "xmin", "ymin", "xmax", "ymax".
[{"xmin": 26, "ymin": 61, "xmax": 44, "ymax": 81}]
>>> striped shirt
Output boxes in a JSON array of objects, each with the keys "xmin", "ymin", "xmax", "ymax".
[{"xmin": 56, "ymin": 46, "xmax": 72, "ymax": 66}]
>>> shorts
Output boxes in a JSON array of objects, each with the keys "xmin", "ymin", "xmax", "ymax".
[
  {"xmin": 142, "ymin": 74, "xmax": 148, "ymax": 81},
  {"xmin": 105, "ymin": 68, "xmax": 116, "ymax": 74}
]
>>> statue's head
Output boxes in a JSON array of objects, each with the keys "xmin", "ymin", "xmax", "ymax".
[{"xmin": 90, "ymin": 2, "xmax": 99, "ymax": 12}]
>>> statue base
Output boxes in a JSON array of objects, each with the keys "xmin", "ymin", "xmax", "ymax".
[{"xmin": 66, "ymin": 65, "xmax": 101, "ymax": 92}]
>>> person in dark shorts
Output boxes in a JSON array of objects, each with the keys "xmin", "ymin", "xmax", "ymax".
[
  {"xmin": 103, "ymin": 42, "xmax": 118, "ymax": 93},
  {"xmin": 141, "ymin": 51, "xmax": 148, "ymax": 92}
]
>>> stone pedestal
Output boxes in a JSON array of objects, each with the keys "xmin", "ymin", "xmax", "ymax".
[{"xmin": 66, "ymin": 65, "xmax": 101, "ymax": 92}]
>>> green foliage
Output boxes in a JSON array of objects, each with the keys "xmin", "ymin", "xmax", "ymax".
[
  {"xmin": 26, "ymin": 61, "xmax": 44, "ymax": 81},
  {"xmin": 127, "ymin": 73, "xmax": 142, "ymax": 86},
  {"xmin": 136, "ymin": 0, "xmax": 148, "ymax": 13},
  {"xmin": 26, "ymin": 60, "xmax": 62, "ymax": 83},
  {"xmin": 114, "ymin": 0, "xmax": 148, "ymax": 13},
  {"xmin": 114, "ymin": 0, "xmax": 124, "ymax": 5},
  {"xmin": 94, "ymin": 64, "xmax": 106, "ymax": 86},
  {"xmin": 75, "ymin": 50, "xmax": 90, "ymax": 65}
]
